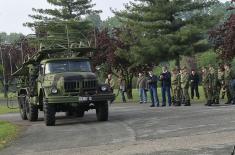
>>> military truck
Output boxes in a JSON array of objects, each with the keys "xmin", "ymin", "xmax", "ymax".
[{"xmin": 12, "ymin": 47, "xmax": 115, "ymax": 126}]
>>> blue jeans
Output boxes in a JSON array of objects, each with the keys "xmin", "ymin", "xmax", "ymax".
[
  {"xmin": 149, "ymin": 86, "xmax": 159, "ymax": 106},
  {"xmin": 161, "ymin": 86, "xmax": 172, "ymax": 106},
  {"xmin": 139, "ymin": 88, "xmax": 147, "ymax": 103}
]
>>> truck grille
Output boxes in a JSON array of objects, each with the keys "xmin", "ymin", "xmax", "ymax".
[
  {"xmin": 82, "ymin": 80, "xmax": 97, "ymax": 89},
  {"xmin": 64, "ymin": 81, "xmax": 79, "ymax": 92}
]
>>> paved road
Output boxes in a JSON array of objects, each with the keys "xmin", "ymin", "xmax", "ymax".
[{"xmin": 1, "ymin": 103, "xmax": 235, "ymax": 155}]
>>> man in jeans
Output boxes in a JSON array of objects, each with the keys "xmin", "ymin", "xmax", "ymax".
[
  {"xmin": 160, "ymin": 66, "xmax": 172, "ymax": 106},
  {"xmin": 147, "ymin": 71, "xmax": 159, "ymax": 107},
  {"xmin": 137, "ymin": 72, "xmax": 147, "ymax": 104}
]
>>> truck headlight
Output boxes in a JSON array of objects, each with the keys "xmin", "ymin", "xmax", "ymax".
[
  {"xmin": 101, "ymin": 86, "xmax": 108, "ymax": 92},
  {"xmin": 51, "ymin": 88, "xmax": 58, "ymax": 94}
]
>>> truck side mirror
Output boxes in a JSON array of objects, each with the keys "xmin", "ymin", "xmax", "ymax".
[
  {"xmin": 40, "ymin": 65, "xmax": 45, "ymax": 75},
  {"xmin": 95, "ymin": 66, "xmax": 101, "ymax": 71}
]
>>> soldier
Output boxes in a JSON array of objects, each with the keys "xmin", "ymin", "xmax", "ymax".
[
  {"xmin": 171, "ymin": 68, "xmax": 181, "ymax": 106},
  {"xmin": 201, "ymin": 67, "xmax": 208, "ymax": 101},
  {"xmin": 215, "ymin": 66, "xmax": 225, "ymax": 104},
  {"xmin": 208, "ymin": 65, "xmax": 217, "ymax": 105},
  {"xmin": 224, "ymin": 64, "xmax": 233, "ymax": 104},
  {"xmin": 181, "ymin": 67, "xmax": 191, "ymax": 106},
  {"xmin": 204, "ymin": 66, "xmax": 214, "ymax": 106}
]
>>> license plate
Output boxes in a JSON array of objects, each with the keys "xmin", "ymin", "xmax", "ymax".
[{"xmin": 79, "ymin": 97, "xmax": 92, "ymax": 101}]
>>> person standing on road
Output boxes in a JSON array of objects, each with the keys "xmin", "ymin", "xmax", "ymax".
[
  {"xmin": 147, "ymin": 71, "xmax": 160, "ymax": 107},
  {"xmin": 171, "ymin": 68, "xmax": 181, "ymax": 106},
  {"xmin": 159, "ymin": 66, "xmax": 172, "ymax": 107},
  {"xmin": 181, "ymin": 67, "xmax": 191, "ymax": 106},
  {"xmin": 105, "ymin": 74, "xmax": 115, "ymax": 92},
  {"xmin": 137, "ymin": 72, "xmax": 148, "ymax": 104},
  {"xmin": 214, "ymin": 66, "xmax": 224, "ymax": 104},
  {"xmin": 204, "ymin": 66, "xmax": 214, "ymax": 106},
  {"xmin": 201, "ymin": 67, "xmax": 208, "ymax": 101},
  {"xmin": 118, "ymin": 76, "xmax": 127, "ymax": 103},
  {"xmin": 189, "ymin": 69, "xmax": 200, "ymax": 100},
  {"xmin": 209, "ymin": 65, "xmax": 217, "ymax": 105},
  {"xmin": 224, "ymin": 64, "xmax": 233, "ymax": 104}
]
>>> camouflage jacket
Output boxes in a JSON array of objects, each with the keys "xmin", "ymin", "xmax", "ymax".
[
  {"xmin": 203, "ymin": 72, "xmax": 213, "ymax": 89},
  {"xmin": 217, "ymin": 70, "xmax": 224, "ymax": 83},
  {"xmin": 181, "ymin": 72, "xmax": 190, "ymax": 89},
  {"xmin": 172, "ymin": 73, "xmax": 181, "ymax": 89},
  {"xmin": 224, "ymin": 69, "xmax": 232, "ymax": 85}
]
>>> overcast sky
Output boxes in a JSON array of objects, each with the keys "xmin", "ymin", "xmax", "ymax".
[{"xmin": 0, "ymin": 0, "xmax": 229, "ymax": 35}]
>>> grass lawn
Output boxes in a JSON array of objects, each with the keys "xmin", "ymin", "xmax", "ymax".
[
  {"xmin": 0, "ymin": 121, "xmax": 19, "ymax": 150},
  {"xmin": 114, "ymin": 86, "xmax": 207, "ymax": 104},
  {"xmin": 0, "ymin": 106, "xmax": 19, "ymax": 115}
]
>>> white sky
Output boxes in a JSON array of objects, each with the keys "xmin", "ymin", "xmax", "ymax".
[{"xmin": 0, "ymin": 0, "xmax": 229, "ymax": 35}]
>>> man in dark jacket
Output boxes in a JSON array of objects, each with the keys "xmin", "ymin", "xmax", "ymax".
[
  {"xmin": 189, "ymin": 69, "xmax": 200, "ymax": 100},
  {"xmin": 159, "ymin": 66, "xmax": 172, "ymax": 106},
  {"xmin": 147, "ymin": 71, "xmax": 159, "ymax": 107}
]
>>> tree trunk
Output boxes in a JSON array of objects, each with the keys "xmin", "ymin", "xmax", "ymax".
[{"xmin": 175, "ymin": 54, "xmax": 180, "ymax": 68}]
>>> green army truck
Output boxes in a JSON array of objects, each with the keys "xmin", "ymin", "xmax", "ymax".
[{"xmin": 12, "ymin": 48, "xmax": 115, "ymax": 126}]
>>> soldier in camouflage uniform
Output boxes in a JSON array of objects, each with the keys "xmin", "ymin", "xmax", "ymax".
[
  {"xmin": 204, "ymin": 66, "xmax": 214, "ymax": 106},
  {"xmin": 209, "ymin": 65, "xmax": 217, "ymax": 105},
  {"xmin": 171, "ymin": 68, "xmax": 181, "ymax": 106},
  {"xmin": 214, "ymin": 66, "xmax": 225, "ymax": 104},
  {"xmin": 181, "ymin": 67, "xmax": 191, "ymax": 106},
  {"xmin": 201, "ymin": 67, "xmax": 208, "ymax": 101},
  {"xmin": 224, "ymin": 64, "xmax": 233, "ymax": 104}
]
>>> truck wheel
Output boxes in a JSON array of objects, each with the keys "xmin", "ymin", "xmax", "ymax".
[
  {"xmin": 75, "ymin": 109, "xmax": 84, "ymax": 118},
  {"xmin": 19, "ymin": 96, "xmax": 27, "ymax": 120},
  {"xmin": 96, "ymin": 102, "xmax": 109, "ymax": 121},
  {"xmin": 26, "ymin": 100, "xmax": 38, "ymax": 122},
  {"xmin": 44, "ymin": 102, "xmax": 55, "ymax": 126}
]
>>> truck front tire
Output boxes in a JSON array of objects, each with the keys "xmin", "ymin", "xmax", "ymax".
[
  {"xmin": 19, "ymin": 96, "xmax": 27, "ymax": 120},
  {"xmin": 96, "ymin": 102, "xmax": 109, "ymax": 121},
  {"xmin": 26, "ymin": 102, "xmax": 38, "ymax": 122},
  {"xmin": 44, "ymin": 102, "xmax": 56, "ymax": 126}
]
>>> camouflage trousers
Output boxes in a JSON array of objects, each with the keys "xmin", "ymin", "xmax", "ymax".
[
  {"xmin": 182, "ymin": 87, "xmax": 190, "ymax": 101},
  {"xmin": 207, "ymin": 87, "xmax": 213, "ymax": 101},
  {"xmin": 172, "ymin": 87, "xmax": 181, "ymax": 102},
  {"xmin": 203, "ymin": 86, "xmax": 208, "ymax": 100}
]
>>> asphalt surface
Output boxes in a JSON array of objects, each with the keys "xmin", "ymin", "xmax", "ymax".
[{"xmin": 1, "ymin": 103, "xmax": 235, "ymax": 155}]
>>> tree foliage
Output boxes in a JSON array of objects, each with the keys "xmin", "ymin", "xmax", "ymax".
[
  {"xmin": 115, "ymin": 0, "xmax": 221, "ymax": 66},
  {"xmin": 24, "ymin": 0, "xmax": 101, "ymax": 47},
  {"xmin": 209, "ymin": 0, "xmax": 235, "ymax": 61}
]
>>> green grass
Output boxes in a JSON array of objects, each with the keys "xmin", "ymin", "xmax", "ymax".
[
  {"xmin": 0, "ymin": 121, "xmax": 18, "ymax": 149},
  {"xmin": 114, "ymin": 86, "xmax": 207, "ymax": 103},
  {"xmin": 0, "ymin": 106, "xmax": 19, "ymax": 115}
]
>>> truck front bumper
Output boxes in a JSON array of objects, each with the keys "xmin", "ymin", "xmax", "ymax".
[{"xmin": 45, "ymin": 93, "xmax": 115, "ymax": 104}]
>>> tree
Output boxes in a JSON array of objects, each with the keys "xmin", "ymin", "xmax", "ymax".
[
  {"xmin": 102, "ymin": 16, "xmax": 123, "ymax": 29},
  {"xmin": 115, "ymin": 0, "xmax": 221, "ymax": 67},
  {"xmin": 0, "ymin": 36, "xmax": 37, "ymax": 97},
  {"xmin": 209, "ymin": 0, "xmax": 235, "ymax": 61},
  {"xmin": 93, "ymin": 28, "xmax": 153, "ymax": 99},
  {"xmin": 24, "ymin": 0, "xmax": 101, "ymax": 47}
]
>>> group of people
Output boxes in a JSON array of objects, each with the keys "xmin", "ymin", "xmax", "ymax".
[
  {"xmin": 105, "ymin": 64, "xmax": 235, "ymax": 107},
  {"xmin": 201, "ymin": 64, "xmax": 235, "ymax": 106},
  {"xmin": 137, "ymin": 66, "xmax": 174, "ymax": 107}
]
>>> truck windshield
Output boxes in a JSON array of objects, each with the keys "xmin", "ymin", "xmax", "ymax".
[{"xmin": 45, "ymin": 60, "xmax": 92, "ymax": 74}]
